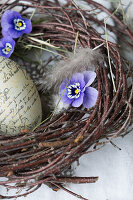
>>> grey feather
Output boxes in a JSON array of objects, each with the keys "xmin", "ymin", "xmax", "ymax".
[{"xmin": 38, "ymin": 48, "xmax": 103, "ymax": 92}]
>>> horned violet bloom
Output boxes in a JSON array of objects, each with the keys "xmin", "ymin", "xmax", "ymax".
[
  {"xmin": 0, "ymin": 37, "xmax": 15, "ymax": 58},
  {"xmin": 59, "ymin": 71, "xmax": 98, "ymax": 108},
  {"xmin": 1, "ymin": 10, "xmax": 32, "ymax": 38}
]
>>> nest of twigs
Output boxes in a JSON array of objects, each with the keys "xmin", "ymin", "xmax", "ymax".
[{"xmin": 0, "ymin": 0, "xmax": 133, "ymax": 199}]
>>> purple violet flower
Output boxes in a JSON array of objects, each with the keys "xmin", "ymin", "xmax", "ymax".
[
  {"xmin": 59, "ymin": 71, "xmax": 98, "ymax": 108},
  {"xmin": 0, "ymin": 36, "xmax": 15, "ymax": 58},
  {"xmin": 1, "ymin": 10, "xmax": 32, "ymax": 38}
]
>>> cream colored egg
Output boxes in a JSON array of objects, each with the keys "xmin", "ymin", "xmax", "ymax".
[{"xmin": 0, "ymin": 56, "xmax": 42, "ymax": 135}]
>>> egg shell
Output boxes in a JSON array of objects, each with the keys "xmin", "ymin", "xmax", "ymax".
[{"xmin": 0, "ymin": 56, "xmax": 42, "ymax": 135}]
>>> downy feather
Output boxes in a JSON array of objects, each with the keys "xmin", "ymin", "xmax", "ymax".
[{"xmin": 38, "ymin": 48, "xmax": 103, "ymax": 92}]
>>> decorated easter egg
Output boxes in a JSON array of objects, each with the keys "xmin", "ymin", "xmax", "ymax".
[{"xmin": 0, "ymin": 56, "xmax": 42, "ymax": 135}]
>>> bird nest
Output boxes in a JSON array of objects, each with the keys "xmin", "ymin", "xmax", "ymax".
[{"xmin": 0, "ymin": 0, "xmax": 133, "ymax": 199}]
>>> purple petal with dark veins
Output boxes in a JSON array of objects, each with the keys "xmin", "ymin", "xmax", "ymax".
[
  {"xmin": 83, "ymin": 87, "xmax": 98, "ymax": 108},
  {"xmin": 72, "ymin": 92, "xmax": 84, "ymax": 107},
  {"xmin": 83, "ymin": 71, "xmax": 96, "ymax": 91},
  {"xmin": 71, "ymin": 73, "xmax": 85, "ymax": 90}
]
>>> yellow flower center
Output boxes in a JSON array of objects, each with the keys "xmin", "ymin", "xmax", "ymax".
[
  {"xmin": 7, "ymin": 48, "xmax": 11, "ymax": 52},
  {"xmin": 18, "ymin": 22, "xmax": 22, "ymax": 27},
  {"xmin": 2, "ymin": 43, "xmax": 12, "ymax": 55},
  {"xmin": 14, "ymin": 19, "xmax": 26, "ymax": 31},
  {"xmin": 75, "ymin": 89, "xmax": 80, "ymax": 94},
  {"xmin": 67, "ymin": 83, "xmax": 81, "ymax": 99}
]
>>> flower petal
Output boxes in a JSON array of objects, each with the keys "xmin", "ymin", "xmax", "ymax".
[
  {"xmin": 83, "ymin": 87, "xmax": 98, "ymax": 108},
  {"xmin": 72, "ymin": 92, "xmax": 84, "ymax": 107},
  {"xmin": 83, "ymin": 71, "xmax": 96, "ymax": 89},
  {"xmin": 1, "ymin": 29, "xmax": 9, "ymax": 38},
  {"xmin": 1, "ymin": 36, "xmax": 15, "ymax": 46},
  {"xmin": 59, "ymin": 78, "xmax": 73, "ymax": 105},
  {"xmin": 0, "ymin": 49, "xmax": 5, "ymax": 57},
  {"xmin": 0, "ymin": 36, "xmax": 15, "ymax": 58},
  {"xmin": 1, "ymin": 10, "xmax": 32, "ymax": 38},
  {"xmin": 61, "ymin": 94, "xmax": 73, "ymax": 105},
  {"xmin": 6, "ymin": 27, "xmax": 23, "ymax": 38},
  {"xmin": 1, "ymin": 10, "xmax": 21, "ymax": 31},
  {"xmin": 71, "ymin": 73, "xmax": 85, "ymax": 90},
  {"xmin": 23, "ymin": 18, "xmax": 32, "ymax": 34},
  {"xmin": 59, "ymin": 78, "xmax": 70, "ymax": 94}
]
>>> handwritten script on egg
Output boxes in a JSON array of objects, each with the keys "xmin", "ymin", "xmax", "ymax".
[{"xmin": 0, "ymin": 57, "xmax": 42, "ymax": 135}]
